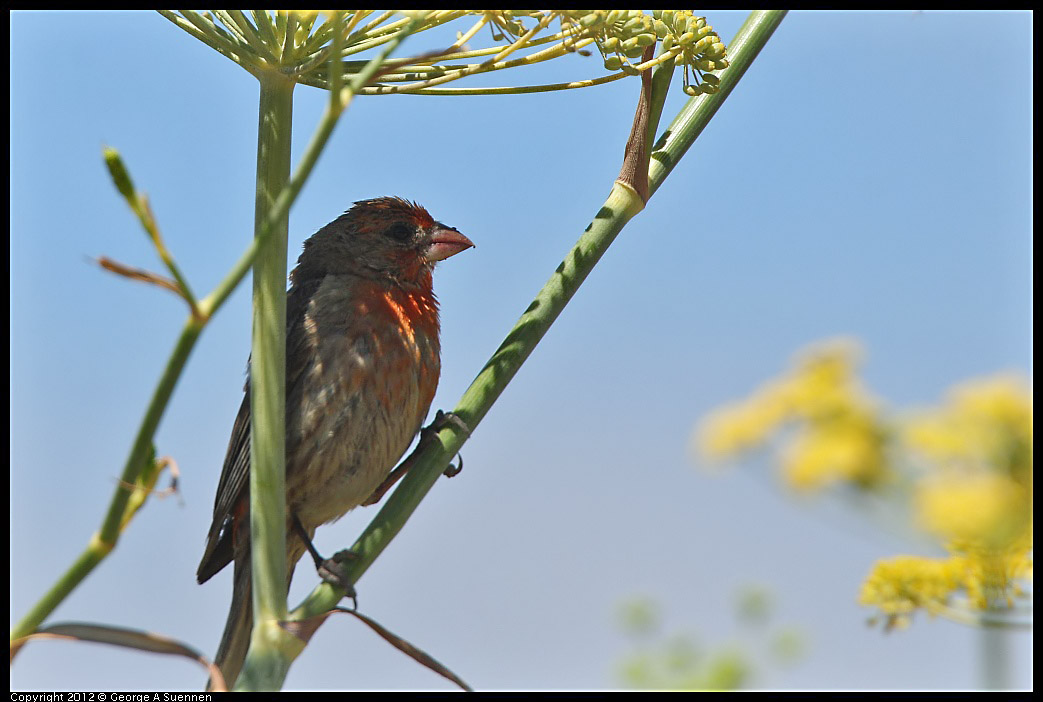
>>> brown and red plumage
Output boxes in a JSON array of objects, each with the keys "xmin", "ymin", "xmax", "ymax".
[{"xmin": 197, "ymin": 197, "xmax": 473, "ymax": 688}]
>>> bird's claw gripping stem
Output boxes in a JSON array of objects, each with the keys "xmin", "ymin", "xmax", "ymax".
[
  {"xmin": 361, "ymin": 410, "xmax": 470, "ymax": 505},
  {"xmin": 294, "ymin": 514, "xmax": 358, "ymax": 607},
  {"xmin": 427, "ymin": 410, "xmax": 468, "ymax": 478},
  {"xmin": 429, "ymin": 409, "xmax": 471, "ymax": 439},
  {"xmin": 317, "ymin": 549, "xmax": 359, "ymax": 609}
]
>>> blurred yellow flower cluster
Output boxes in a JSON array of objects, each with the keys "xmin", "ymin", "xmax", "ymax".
[
  {"xmin": 860, "ymin": 376, "xmax": 1033, "ymax": 625},
  {"xmin": 857, "ymin": 555, "xmax": 963, "ymax": 630},
  {"xmin": 906, "ymin": 375, "xmax": 1032, "ymax": 474},
  {"xmin": 917, "ymin": 473, "xmax": 1029, "ymax": 548},
  {"xmin": 696, "ymin": 340, "xmax": 1032, "ymax": 630},
  {"xmin": 696, "ymin": 339, "xmax": 890, "ymax": 491},
  {"xmin": 859, "ymin": 541, "xmax": 1033, "ymax": 631}
]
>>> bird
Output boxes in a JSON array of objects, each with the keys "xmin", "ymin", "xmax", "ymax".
[{"xmin": 197, "ymin": 197, "xmax": 473, "ymax": 689}]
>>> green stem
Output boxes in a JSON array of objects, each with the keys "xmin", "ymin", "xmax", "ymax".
[
  {"xmin": 298, "ymin": 71, "xmax": 630, "ymax": 95},
  {"xmin": 234, "ymin": 16, "xmax": 427, "ymax": 691},
  {"xmin": 980, "ymin": 620, "xmax": 1011, "ymax": 690},
  {"xmin": 238, "ymin": 69, "xmax": 295, "ymax": 692},
  {"xmin": 11, "ymin": 548, "xmax": 107, "ymax": 642},
  {"xmin": 250, "ymin": 11, "xmax": 281, "ymax": 54}
]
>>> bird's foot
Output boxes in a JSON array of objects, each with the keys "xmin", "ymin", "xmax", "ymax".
[
  {"xmin": 426, "ymin": 409, "xmax": 471, "ymax": 439},
  {"xmin": 362, "ymin": 411, "xmax": 471, "ymax": 505},
  {"xmin": 294, "ymin": 513, "xmax": 359, "ymax": 607},
  {"xmin": 425, "ymin": 410, "xmax": 469, "ymax": 478},
  {"xmin": 317, "ymin": 549, "xmax": 359, "ymax": 608}
]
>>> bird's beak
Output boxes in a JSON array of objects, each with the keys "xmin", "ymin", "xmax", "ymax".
[{"xmin": 424, "ymin": 227, "xmax": 474, "ymax": 263}]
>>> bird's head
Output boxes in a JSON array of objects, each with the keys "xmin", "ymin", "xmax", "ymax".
[{"xmin": 293, "ymin": 197, "xmax": 473, "ymax": 286}]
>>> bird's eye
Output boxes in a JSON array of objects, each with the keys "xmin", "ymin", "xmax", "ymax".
[{"xmin": 386, "ymin": 222, "xmax": 413, "ymax": 242}]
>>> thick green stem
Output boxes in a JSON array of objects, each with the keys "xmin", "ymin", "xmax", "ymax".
[
  {"xmin": 980, "ymin": 624, "xmax": 1011, "ymax": 690},
  {"xmin": 238, "ymin": 70, "xmax": 296, "ymax": 692},
  {"xmin": 233, "ymin": 17, "xmax": 426, "ymax": 691}
]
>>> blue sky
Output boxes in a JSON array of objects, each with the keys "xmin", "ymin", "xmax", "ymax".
[{"xmin": 10, "ymin": 11, "xmax": 1032, "ymax": 691}]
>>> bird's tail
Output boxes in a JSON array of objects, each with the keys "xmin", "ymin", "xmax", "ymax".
[
  {"xmin": 208, "ymin": 535, "xmax": 308, "ymax": 691},
  {"xmin": 208, "ymin": 549, "xmax": 253, "ymax": 691}
]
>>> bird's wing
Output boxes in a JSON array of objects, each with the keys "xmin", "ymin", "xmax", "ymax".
[{"xmin": 196, "ymin": 276, "xmax": 323, "ymax": 583}]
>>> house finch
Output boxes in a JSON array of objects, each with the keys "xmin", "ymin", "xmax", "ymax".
[{"xmin": 197, "ymin": 197, "xmax": 473, "ymax": 688}]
